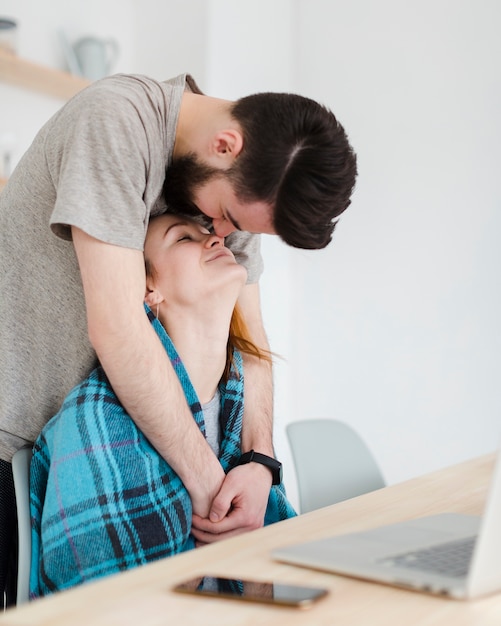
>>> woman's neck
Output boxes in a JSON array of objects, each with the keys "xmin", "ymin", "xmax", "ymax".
[{"xmin": 160, "ymin": 305, "xmax": 232, "ymax": 404}]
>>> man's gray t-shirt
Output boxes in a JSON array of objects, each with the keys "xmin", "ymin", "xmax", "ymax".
[{"xmin": 0, "ymin": 73, "xmax": 263, "ymax": 461}]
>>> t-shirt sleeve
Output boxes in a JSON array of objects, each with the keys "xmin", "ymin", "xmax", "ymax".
[
  {"xmin": 224, "ymin": 231, "xmax": 264, "ymax": 284},
  {"xmin": 47, "ymin": 80, "xmax": 152, "ymax": 250}
]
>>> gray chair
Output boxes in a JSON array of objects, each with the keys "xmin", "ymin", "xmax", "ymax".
[
  {"xmin": 12, "ymin": 446, "xmax": 32, "ymax": 605},
  {"xmin": 286, "ymin": 419, "xmax": 385, "ymax": 514}
]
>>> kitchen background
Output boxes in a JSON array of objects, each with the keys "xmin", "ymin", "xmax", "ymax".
[{"xmin": 1, "ymin": 0, "xmax": 500, "ymax": 509}]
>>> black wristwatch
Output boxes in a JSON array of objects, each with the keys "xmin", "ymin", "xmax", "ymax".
[{"xmin": 235, "ymin": 450, "xmax": 283, "ymax": 485}]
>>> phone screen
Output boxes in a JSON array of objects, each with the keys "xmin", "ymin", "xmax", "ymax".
[{"xmin": 173, "ymin": 575, "xmax": 329, "ymax": 608}]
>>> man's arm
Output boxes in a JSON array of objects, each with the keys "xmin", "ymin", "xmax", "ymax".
[
  {"xmin": 71, "ymin": 226, "xmax": 225, "ymax": 517},
  {"xmin": 237, "ymin": 283, "xmax": 274, "ymax": 456},
  {"xmin": 192, "ymin": 282, "xmax": 276, "ymax": 541}
]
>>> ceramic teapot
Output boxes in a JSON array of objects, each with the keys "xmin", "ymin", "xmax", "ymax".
[{"xmin": 60, "ymin": 32, "xmax": 119, "ymax": 81}]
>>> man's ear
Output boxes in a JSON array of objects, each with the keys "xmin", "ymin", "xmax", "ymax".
[{"xmin": 211, "ymin": 129, "xmax": 243, "ymax": 163}]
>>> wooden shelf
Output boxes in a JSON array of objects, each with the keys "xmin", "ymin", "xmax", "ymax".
[{"xmin": 0, "ymin": 48, "xmax": 90, "ymax": 100}]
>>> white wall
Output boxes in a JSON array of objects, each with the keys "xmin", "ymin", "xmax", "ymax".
[
  {"xmin": 3, "ymin": 1, "xmax": 500, "ymax": 510},
  {"xmin": 129, "ymin": 0, "xmax": 208, "ymax": 81},
  {"xmin": 289, "ymin": 0, "xmax": 501, "ymax": 487}
]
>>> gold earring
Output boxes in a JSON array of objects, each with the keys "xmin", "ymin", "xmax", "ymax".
[{"xmin": 156, "ymin": 303, "xmax": 160, "ymax": 319}]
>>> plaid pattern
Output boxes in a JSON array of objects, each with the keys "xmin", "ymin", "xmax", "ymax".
[{"xmin": 29, "ymin": 307, "xmax": 296, "ymax": 597}]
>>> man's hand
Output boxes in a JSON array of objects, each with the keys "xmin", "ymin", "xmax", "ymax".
[
  {"xmin": 190, "ymin": 462, "xmax": 272, "ymax": 545},
  {"xmin": 187, "ymin": 463, "xmax": 227, "ymax": 520}
]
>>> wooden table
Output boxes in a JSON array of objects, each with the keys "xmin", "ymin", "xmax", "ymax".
[{"xmin": 1, "ymin": 453, "xmax": 499, "ymax": 626}]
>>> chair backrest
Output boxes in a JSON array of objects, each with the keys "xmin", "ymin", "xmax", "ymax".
[
  {"xmin": 12, "ymin": 446, "xmax": 32, "ymax": 605},
  {"xmin": 286, "ymin": 419, "xmax": 385, "ymax": 514}
]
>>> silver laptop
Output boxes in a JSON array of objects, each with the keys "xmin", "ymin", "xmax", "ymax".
[{"xmin": 273, "ymin": 449, "xmax": 501, "ymax": 599}]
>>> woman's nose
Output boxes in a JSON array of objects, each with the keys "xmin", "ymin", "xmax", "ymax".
[{"xmin": 205, "ymin": 233, "xmax": 225, "ymax": 248}]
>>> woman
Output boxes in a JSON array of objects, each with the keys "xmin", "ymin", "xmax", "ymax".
[{"xmin": 29, "ymin": 214, "xmax": 295, "ymax": 598}]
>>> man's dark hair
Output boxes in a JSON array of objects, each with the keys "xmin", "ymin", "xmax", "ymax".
[
  {"xmin": 162, "ymin": 154, "xmax": 216, "ymax": 218},
  {"xmin": 228, "ymin": 92, "xmax": 357, "ymax": 249}
]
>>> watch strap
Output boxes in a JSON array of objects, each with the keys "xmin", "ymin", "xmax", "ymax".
[{"xmin": 236, "ymin": 450, "xmax": 282, "ymax": 485}]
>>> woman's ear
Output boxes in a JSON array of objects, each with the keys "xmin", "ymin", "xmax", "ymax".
[{"xmin": 144, "ymin": 287, "xmax": 162, "ymax": 309}]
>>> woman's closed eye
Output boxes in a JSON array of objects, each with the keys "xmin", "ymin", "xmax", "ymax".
[
  {"xmin": 177, "ymin": 226, "xmax": 211, "ymax": 242},
  {"xmin": 165, "ymin": 221, "xmax": 211, "ymax": 243}
]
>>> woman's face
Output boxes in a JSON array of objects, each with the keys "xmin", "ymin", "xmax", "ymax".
[{"xmin": 144, "ymin": 214, "xmax": 247, "ymax": 308}]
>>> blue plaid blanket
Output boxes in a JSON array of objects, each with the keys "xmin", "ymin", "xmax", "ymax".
[{"xmin": 30, "ymin": 307, "xmax": 296, "ymax": 597}]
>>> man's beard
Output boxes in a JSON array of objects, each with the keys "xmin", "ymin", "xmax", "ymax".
[{"xmin": 163, "ymin": 154, "xmax": 222, "ymax": 217}]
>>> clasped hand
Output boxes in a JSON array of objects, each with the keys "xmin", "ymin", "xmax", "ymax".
[{"xmin": 191, "ymin": 462, "xmax": 272, "ymax": 546}]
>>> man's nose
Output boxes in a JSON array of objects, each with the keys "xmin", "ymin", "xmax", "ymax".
[{"xmin": 212, "ymin": 218, "xmax": 236, "ymax": 238}]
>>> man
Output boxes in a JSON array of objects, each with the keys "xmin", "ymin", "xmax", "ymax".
[{"xmin": 0, "ymin": 73, "xmax": 356, "ymax": 604}]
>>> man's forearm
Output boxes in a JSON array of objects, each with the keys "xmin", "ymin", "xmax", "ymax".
[
  {"xmin": 240, "ymin": 352, "xmax": 274, "ymax": 456},
  {"xmin": 72, "ymin": 227, "xmax": 224, "ymax": 516},
  {"xmin": 237, "ymin": 283, "xmax": 274, "ymax": 457},
  {"xmin": 95, "ymin": 309, "xmax": 224, "ymax": 493}
]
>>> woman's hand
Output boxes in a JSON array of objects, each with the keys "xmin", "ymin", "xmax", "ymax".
[{"xmin": 190, "ymin": 463, "xmax": 272, "ymax": 545}]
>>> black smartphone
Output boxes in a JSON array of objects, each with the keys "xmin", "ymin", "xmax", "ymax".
[{"xmin": 173, "ymin": 575, "xmax": 329, "ymax": 608}]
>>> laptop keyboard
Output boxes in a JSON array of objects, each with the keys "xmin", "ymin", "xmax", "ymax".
[{"xmin": 378, "ymin": 536, "xmax": 476, "ymax": 578}]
